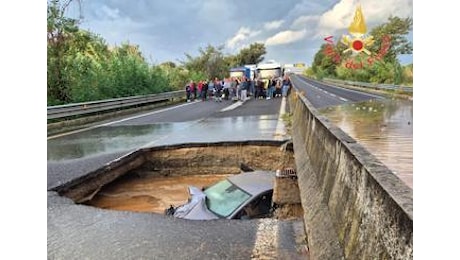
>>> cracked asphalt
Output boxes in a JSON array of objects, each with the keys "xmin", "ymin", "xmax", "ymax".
[{"xmin": 48, "ymin": 97, "xmax": 308, "ymax": 259}]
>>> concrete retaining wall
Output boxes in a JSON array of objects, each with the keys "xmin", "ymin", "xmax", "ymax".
[{"xmin": 289, "ymin": 89, "xmax": 413, "ymax": 259}]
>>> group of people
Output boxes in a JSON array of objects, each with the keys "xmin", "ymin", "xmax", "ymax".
[{"xmin": 185, "ymin": 75, "xmax": 291, "ymax": 103}]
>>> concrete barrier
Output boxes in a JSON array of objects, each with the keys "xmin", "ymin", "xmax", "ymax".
[{"xmin": 289, "ymin": 88, "xmax": 413, "ymax": 259}]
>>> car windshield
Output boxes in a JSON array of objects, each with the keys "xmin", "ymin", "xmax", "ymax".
[{"xmin": 204, "ymin": 179, "xmax": 251, "ymax": 218}]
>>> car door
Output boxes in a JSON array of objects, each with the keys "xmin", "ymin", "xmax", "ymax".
[{"xmin": 233, "ymin": 190, "xmax": 273, "ymax": 219}]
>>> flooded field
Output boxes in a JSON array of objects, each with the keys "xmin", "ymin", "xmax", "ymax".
[
  {"xmin": 86, "ymin": 174, "xmax": 233, "ymax": 213},
  {"xmin": 319, "ymin": 98, "xmax": 413, "ymax": 189}
]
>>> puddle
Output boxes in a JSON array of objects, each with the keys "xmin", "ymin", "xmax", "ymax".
[
  {"xmin": 86, "ymin": 174, "xmax": 233, "ymax": 213},
  {"xmin": 47, "ymin": 116, "xmax": 281, "ymax": 161},
  {"xmin": 319, "ymin": 98, "xmax": 413, "ymax": 188},
  {"xmin": 47, "ymin": 123, "xmax": 185, "ymax": 161}
]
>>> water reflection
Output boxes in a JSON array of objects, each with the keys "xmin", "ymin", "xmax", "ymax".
[
  {"xmin": 47, "ymin": 123, "xmax": 184, "ymax": 161},
  {"xmin": 319, "ymin": 99, "xmax": 413, "ymax": 189},
  {"xmin": 47, "ymin": 115, "xmax": 280, "ymax": 161}
]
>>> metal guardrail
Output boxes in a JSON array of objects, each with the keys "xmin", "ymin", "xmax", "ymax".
[
  {"xmin": 323, "ymin": 78, "xmax": 413, "ymax": 93},
  {"xmin": 47, "ymin": 90, "xmax": 184, "ymax": 120}
]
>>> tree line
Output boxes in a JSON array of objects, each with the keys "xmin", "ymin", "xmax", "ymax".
[
  {"xmin": 47, "ymin": 0, "xmax": 266, "ymax": 105},
  {"xmin": 304, "ymin": 16, "xmax": 413, "ymax": 86}
]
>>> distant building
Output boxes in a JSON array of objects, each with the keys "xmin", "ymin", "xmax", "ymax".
[{"xmin": 283, "ymin": 63, "xmax": 306, "ymax": 74}]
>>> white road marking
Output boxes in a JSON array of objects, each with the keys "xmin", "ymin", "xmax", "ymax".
[
  {"xmin": 274, "ymin": 97, "xmax": 287, "ymax": 140},
  {"xmin": 296, "ymin": 76, "xmax": 384, "ymax": 103},
  {"xmin": 330, "ymin": 93, "xmax": 336, "ymax": 97},
  {"xmin": 220, "ymin": 101, "xmax": 243, "ymax": 112},
  {"xmin": 48, "ymin": 101, "xmax": 198, "ymax": 140}
]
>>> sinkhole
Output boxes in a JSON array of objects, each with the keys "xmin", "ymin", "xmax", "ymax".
[{"xmin": 52, "ymin": 140, "xmax": 303, "ymax": 220}]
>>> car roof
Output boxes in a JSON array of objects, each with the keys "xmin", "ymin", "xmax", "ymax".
[{"xmin": 227, "ymin": 171, "xmax": 275, "ymax": 196}]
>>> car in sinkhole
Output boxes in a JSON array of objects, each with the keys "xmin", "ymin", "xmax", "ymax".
[{"xmin": 165, "ymin": 171, "xmax": 275, "ymax": 220}]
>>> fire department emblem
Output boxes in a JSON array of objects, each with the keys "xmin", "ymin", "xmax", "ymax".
[{"xmin": 341, "ymin": 5, "xmax": 374, "ymax": 55}]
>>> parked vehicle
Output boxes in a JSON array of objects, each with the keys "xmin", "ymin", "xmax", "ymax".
[
  {"xmin": 165, "ymin": 171, "xmax": 275, "ymax": 220},
  {"xmin": 229, "ymin": 65, "xmax": 257, "ymax": 79},
  {"xmin": 256, "ymin": 60, "xmax": 283, "ymax": 80},
  {"xmin": 229, "ymin": 66, "xmax": 251, "ymax": 79}
]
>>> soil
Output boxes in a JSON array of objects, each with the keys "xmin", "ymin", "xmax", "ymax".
[{"xmin": 86, "ymin": 174, "xmax": 232, "ymax": 213}]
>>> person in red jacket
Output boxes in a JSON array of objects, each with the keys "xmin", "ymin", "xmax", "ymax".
[
  {"xmin": 197, "ymin": 80, "xmax": 203, "ymax": 101},
  {"xmin": 189, "ymin": 80, "xmax": 196, "ymax": 101}
]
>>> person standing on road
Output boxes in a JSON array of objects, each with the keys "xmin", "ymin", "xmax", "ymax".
[
  {"xmin": 189, "ymin": 80, "xmax": 196, "ymax": 101},
  {"xmin": 282, "ymin": 75, "xmax": 291, "ymax": 97},
  {"xmin": 185, "ymin": 83, "xmax": 191, "ymax": 102},
  {"xmin": 230, "ymin": 77, "xmax": 237, "ymax": 101},
  {"xmin": 248, "ymin": 76, "xmax": 255, "ymax": 98},
  {"xmin": 275, "ymin": 77, "xmax": 282, "ymax": 97},
  {"xmin": 202, "ymin": 80, "xmax": 208, "ymax": 101},
  {"xmin": 240, "ymin": 76, "xmax": 248, "ymax": 102},
  {"xmin": 214, "ymin": 78, "xmax": 223, "ymax": 102},
  {"xmin": 197, "ymin": 80, "xmax": 203, "ymax": 101},
  {"xmin": 208, "ymin": 79, "xmax": 215, "ymax": 100},
  {"xmin": 255, "ymin": 77, "xmax": 263, "ymax": 99},
  {"xmin": 235, "ymin": 77, "xmax": 241, "ymax": 100},
  {"xmin": 267, "ymin": 76, "xmax": 276, "ymax": 100},
  {"xmin": 223, "ymin": 77, "xmax": 231, "ymax": 100}
]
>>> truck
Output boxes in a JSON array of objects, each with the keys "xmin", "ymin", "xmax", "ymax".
[
  {"xmin": 229, "ymin": 66, "xmax": 251, "ymax": 79},
  {"xmin": 229, "ymin": 65, "xmax": 257, "ymax": 79},
  {"xmin": 255, "ymin": 60, "xmax": 283, "ymax": 80}
]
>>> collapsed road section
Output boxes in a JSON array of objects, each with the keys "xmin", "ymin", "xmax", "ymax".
[
  {"xmin": 48, "ymin": 140, "xmax": 309, "ymax": 259},
  {"xmin": 51, "ymin": 140, "xmax": 303, "ymax": 220}
]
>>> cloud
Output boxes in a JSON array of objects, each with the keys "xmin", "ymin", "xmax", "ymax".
[
  {"xmin": 264, "ymin": 20, "xmax": 284, "ymax": 30},
  {"xmin": 226, "ymin": 27, "xmax": 261, "ymax": 49},
  {"xmin": 291, "ymin": 15, "xmax": 320, "ymax": 29},
  {"xmin": 317, "ymin": 0, "xmax": 356, "ymax": 35},
  {"xmin": 265, "ymin": 29, "xmax": 307, "ymax": 46},
  {"xmin": 287, "ymin": 0, "xmax": 335, "ymax": 17},
  {"xmin": 71, "ymin": 0, "xmax": 411, "ymax": 65},
  {"xmin": 99, "ymin": 5, "xmax": 120, "ymax": 20},
  {"xmin": 317, "ymin": 0, "xmax": 413, "ymax": 36}
]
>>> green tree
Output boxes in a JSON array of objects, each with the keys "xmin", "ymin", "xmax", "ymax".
[
  {"xmin": 369, "ymin": 16, "xmax": 413, "ymax": 63},
  {"xmin": 182, "ymin": 44, "xmax": 228, "ymax": 79},
  {"xmin": 47, "ymin": 0, "xmax": 81, "ymax": 104},
  {"xmin": 160, "ymin": 61, "xmax": 177, "ymax": 68},
  {"xmin": 308, "ymin": 16, "xmax": 412, "ymax": 85},
  {"xmin": 224, "ymin": 55, "xmax": 239, "ymax": 69},
  {"xmin": 311, "ymin": 44, "xmax": 338, "ymax": 79},
  {"xmin": 401, "ymin": 63, "xmax": 413, "ymax": 86},
  {"xmin": 48, "ymin": 0, "xmax": 173, "ymax": 105},
  {"xmin": 234, "ymin": 43, "xmax": 266, "ymax": 65},
  {"xmin": 303, "ymin": 67, "xmax": 315, "ymax": 78}
]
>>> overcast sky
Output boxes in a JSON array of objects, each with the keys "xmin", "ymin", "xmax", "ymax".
[{"xmin": 66, "ymin": 0, "xmax": 413, "ymax": 66}]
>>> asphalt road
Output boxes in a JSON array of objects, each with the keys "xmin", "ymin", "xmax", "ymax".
[
  {"xmin": 48, "ymin": 191, "xmax": 306, "ymax": 260},
  {"xmin": 47, "ymin": 97, "xmax": 285, "ymax": 190},
  {"xmin": 48, "ymin": 96, "xmax": 309, "ymax": 259},
  {"xmin": 290, "ymin": 74, "xmax": 383, "ymax": 109},
  {"xmin": 48, "ymin": 77, "xmax": 386, "ymax": 259}
]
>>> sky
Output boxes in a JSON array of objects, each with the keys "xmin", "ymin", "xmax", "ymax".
[
  {"xmin": 65, "ymin": 0, "xmax": 413, "ymax": 66},
  {"xmin": 5, "ymin": 1, "xmax": 460, "ymax": 259}
]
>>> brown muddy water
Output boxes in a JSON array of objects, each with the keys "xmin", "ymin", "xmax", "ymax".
[
  {"xmin": 319, "ymin": 98, "xmax": 413, "ymax": 189},
  {"xmin": 62, "ymin": 142, "xmax": 296, "ymax": 214},
  {"xmin": 86, "ymin": 174, "xmax": 233, "ymax": 213}
]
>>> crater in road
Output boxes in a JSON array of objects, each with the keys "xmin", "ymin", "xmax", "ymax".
[
  {"xmin": 86, "ymin": 174, "xmax": 233, "ymax": 213},
  {"xmin": 52, "ymin": 141, "xmax": 303, "ymax": 220}
]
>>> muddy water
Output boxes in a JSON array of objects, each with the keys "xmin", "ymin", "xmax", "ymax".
[
  {"xmin": 86, "ymin": 174, "xmax": 233, "ymax": 213},
  {"xmin": 319, "ymin": 98, "xmax": 413, "ymax": 189}
]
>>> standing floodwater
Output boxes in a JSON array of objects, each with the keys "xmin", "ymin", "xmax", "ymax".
[{"xmin": 319, "ymin": 98, "xmax": 413, "ymax": 189}]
